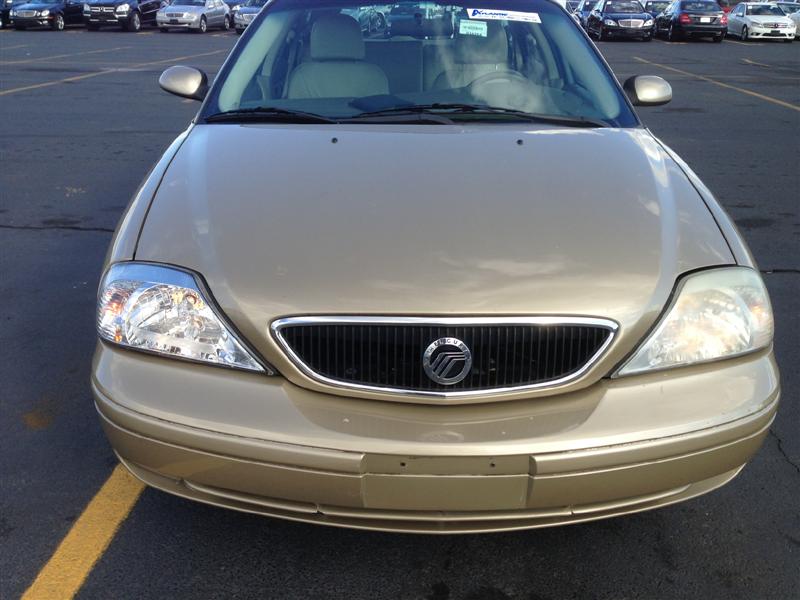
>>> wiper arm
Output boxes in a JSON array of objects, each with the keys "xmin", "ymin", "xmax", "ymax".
[
  {"xmin": 204, "ymin": 107, "xmax": 338, "ymax": 124},
  {"xmin": 352, "ymin": 103, "xmax": 609, "ymax": 128}
]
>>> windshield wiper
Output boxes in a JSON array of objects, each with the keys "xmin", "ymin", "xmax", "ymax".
[
  {"xmin": 350, "ymin": 103, "xmax": 610, "ymax": 128},
  {"xmin": 204, "ymin": 107, "xmax": 338, "ymax": 124}
]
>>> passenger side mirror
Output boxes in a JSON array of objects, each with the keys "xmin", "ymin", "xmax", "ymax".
[
  {"xmin": 623, "ymin": 75, "xmax": 672, "ymax": 106},
  {"xmin": 159, "ymin": 65, "xmax": 208, "ymax": 101}
]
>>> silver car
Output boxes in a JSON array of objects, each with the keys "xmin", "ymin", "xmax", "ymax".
[{"xmin": 156, "ymin": 0, "xmax": 230, "ymax": 32}]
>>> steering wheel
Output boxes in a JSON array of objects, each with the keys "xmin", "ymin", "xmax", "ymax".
[{"xmin": 468, "ymin": 70, "xmax": 530, "ymax": 93}]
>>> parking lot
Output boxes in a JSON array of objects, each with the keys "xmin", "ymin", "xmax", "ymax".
[{"xmin": 1, "ymin": 24, "xmax": 799, "ymax": 600}]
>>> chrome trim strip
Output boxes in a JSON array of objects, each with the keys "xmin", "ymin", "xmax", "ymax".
[{"xmin": 270, "ymin": 316, "xmax": 619, "ymax": 399}]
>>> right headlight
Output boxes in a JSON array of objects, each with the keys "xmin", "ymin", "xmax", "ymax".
[
  {"xmin": 97, "ymin": 262, "xmax": 269, "ymax": 373},
  {"xmin": 604, "ymin": 18, "xmax": 617, "ymax": 26},
  {"xmin": 616, "ymin": 267, "xmax": 773, "ymax": 376}
]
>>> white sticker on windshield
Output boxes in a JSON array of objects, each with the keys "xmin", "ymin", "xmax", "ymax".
[
  {"xmin": 459, "ymin": 19, "xmax": 489, "ymax": 36},
  {"xmin": 466, "ymin": 8, "xmax": 542, "ymax": 23}
]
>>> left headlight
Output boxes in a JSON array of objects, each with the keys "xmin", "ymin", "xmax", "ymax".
[
  {"xmin": 644, "ymin": 18, "xmax": 654, "ymax": 26},
  {"xmin": 616, "ymin": 267, "xmax": 773, "ymax": 376},
  {"xmin": 115, "ymin": 2, "xmax": 129, "ymax": 12},
  {"xmin": 39, "ymin": 8, "xmax": 49, "ymax": 15},
  {"xmin": 604, "ymin": 18, "xmax": 617, "ymax": 26},
  {"xmin": 97, "ymin": 262, "xmax": 268, "ymax": 373}
]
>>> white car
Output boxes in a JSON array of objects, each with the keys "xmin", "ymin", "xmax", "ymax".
[
  {"xmin": 787, "ymin": 6, "xmax": 800, "ymax": 35},
  {"xmin": 726, "ymin": 2, "xmax": 796, "ymax": 40},
  {"xmin": 156, "ymin": 0, "xmax": 230, "ymax": 32}
]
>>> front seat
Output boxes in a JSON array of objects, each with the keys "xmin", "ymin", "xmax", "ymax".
[
  {"xmin": 287, "ymin": 14, "xmax": 390, "ymax": 99},
  {"xmin": 432, "ymin": 21, "xmax": 512, "ymax": 90}
]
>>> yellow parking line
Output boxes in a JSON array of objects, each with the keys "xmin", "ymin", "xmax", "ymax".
[
  {"xmin": 0, "ymin": 48, "xmax": 227, "ymax": 96},
  {"xmin": 21, "ymin": 464, "xmax": 145, "ymax": 600},
  {"xmin": 0, "ymin": 46, "xmax": 129, "ymax": 66},
  {"xmin": 633, "ymin": 56, "xmax": 800, "ymax": 112}
]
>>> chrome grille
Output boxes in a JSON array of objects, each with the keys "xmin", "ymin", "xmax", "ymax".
[
  {"xmin": 272, "ymin": 317, "xmax": 617, "ymax": 397},
  {"xmin": 166, "ymin": 12, "xmax": 185, "ymax": 17},
  {"xmin": 619, "ymin": 19, "xmax": 644, "ymax": 27},
  {"xmin": 18, "ymin": 9, "xmax": 36, "ymax": 16}
]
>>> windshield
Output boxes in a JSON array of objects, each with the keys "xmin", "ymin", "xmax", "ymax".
[
  {"xmin": 776, "ymin": 3, "xmax": 799, "ymax": 13},
  {"xmin": 244, "ymin": 0, "xmax": 266, "ymax": 6},
  {"xmin": 680, "ymin": 1, "xmax": 719, "ymax": 10},
  {"xmin": 204, "ymin": 0, "xmax": 638, "ymax": 127},
  {"xmin": 603, "ymin": 1, "xmax": 644, "ymax": 13},
  {"xmin": 746, "ymin": 4, "xmax": 785, "ymax": 14}
]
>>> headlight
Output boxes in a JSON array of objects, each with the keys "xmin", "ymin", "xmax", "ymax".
[
  {"xmin": 644, "ymin": 18, "xmax": 654, "ymax": 26},
  {"xmin": 97, "ymin": 263, "xmax": 268, "ymax": 373},
  {"xmin": 616, "ymin": 267, "xmax": 773, "ymax": 376},
  {"xmin": 604, "ymin": 18, "xmax": 617, "ymax": 26},
  {"xmin": 40, "ymin": 8, "xmax": 49, "ymax": 16},
  {"xmin": 115, "ymin": 2, "xmax": 129, "ymax": 12},
  {"xmin": 83, "ymin": 3, "xmax": 90, "ymax": 12}
]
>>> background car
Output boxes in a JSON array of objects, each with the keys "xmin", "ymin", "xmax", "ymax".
[
  {"xmin": 10, "ymin": 0, "xmax": 82, "ymax": 29},
  {"xmin": 156, "ymin": 0, "xmax": 230, "ymax": 32},
  {"xmin": 84, "ymin": 0, "xmax": 163, "ymax": 31},
  {"xmin": 343, "ymin": 5, "xmax": 388, "ymax": 34},
  {"xmin": 574, "ymin": 0, "xmax": 599, "ymax": 26},
  {"xmin": 587, "ymin": 0, "xmax": 655, "ymax": 39},
  {"xmin": 788, "ymin": 5, "xmax": 800, "ymax": 34},
  {"xmin": 774, "ymin": 1, "xmax": 800, "ymax": 14},
  {"xmin": 716, "ymin": 0, "xmax": 734, "ymax": 12},
  {"xmin": 1, "ymin": 0, "xmax": 29, "ymax": 27},
  {"xmin": 232, "ymin": 0, "xmax": 261, "ymax": 33},
  {"xmin": 726, "ymin": 2, "xmax": 796, "ymax": 40},
  {"xmin": 644, "ymin": 0, "xmax": 670, "ymax": 15},
  {"xmin": 654, "ymin": 0, "xmax": 727, "ymax": 41}
]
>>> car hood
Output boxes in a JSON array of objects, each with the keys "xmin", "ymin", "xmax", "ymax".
[
  {"xmin": 747, "ymin": 14, "xmax": 793, "ymax": 23},
  {"xmin": 136, "ymin": 124, "xmax": 734, "ymax": 397},
  {"xmin": 163, "ymin": 4, "xmax": 205, "ymax": 12},
  {"xmin": 15, "ymin": 2, "xmax": 59, "ymax": 8},
  {"xmin": 237, "ymin": 5, "xmax": 259, "ymax": 13}
]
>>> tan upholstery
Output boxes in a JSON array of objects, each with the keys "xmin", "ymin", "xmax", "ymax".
[
  {"xmin": 432, "ymin": 21, "xmax": 512, "ymax": 90},
  {"xmin": 287, "ymin": 14, "xmax": 389, "ymax": 99}
]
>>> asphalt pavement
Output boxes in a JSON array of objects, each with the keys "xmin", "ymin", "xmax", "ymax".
[{"xmin": 1, "ymin": 26, "xmax": 798, "ymax": 600}]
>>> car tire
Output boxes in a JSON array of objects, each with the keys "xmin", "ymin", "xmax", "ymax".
[
  {"xmin": 52, "ymin": 13, "xmax": 65, "ymax": 30},
  {"xmin": 235, "ymin": 27, "xmax": 242, "ymax": 35},
  {"xmin": 741, "ymin": 25, "xmax": 748, "ymax": 40},
  {"xmin": 597, "ymin": 26, "xmax": 605, "ymax": 41},
  {"xmin": 668, "ymin": 24, "xmax": 680, "ymax": 41},
  {"xmin": 642, "ymin": 34, "xmax": 652, "ymax": 41},
  {"xmin": 126, "ymin": 10, "xmax": 141, "ymax": 31},
  {"xmin": 222, "ymin": 15, "xmax": 229, "ymax": 30},
  {"xmin": 197, "ymin": 15, "xmax": 206, "ymax": 33},
  {"xmin": 713, "ymin": 33, "xmax": 723, "ymax": 42}
]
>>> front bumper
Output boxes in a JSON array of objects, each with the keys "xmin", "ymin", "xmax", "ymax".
[
  {"xmin": 603, "ymin": 26, "xmax": 653, "ymax": 38},
  {"xmin": 12, "ymin": 15, "xmax": 52, "ymax": 26},
  {"xmin": 156, "ymin": 14, "xmax": 200, "ymax": 28},
  {"xmin": 92, "ymin": 343, "xmax": 779, "ymax": 533},
  {"xmin": 748, "ymin": 26, "xmax": 795, "ymax": 39},
  {"xmin": 85, "ymin": 13, "xmax": 126, "ymax": 26}
]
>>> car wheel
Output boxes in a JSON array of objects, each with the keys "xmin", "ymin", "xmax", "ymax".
[
  {"xmin": 597, "ymin": 25, "xmax": 605, "ymax": 40},
  {"xmin": 668, "ymin": 24, "xmax": 679, "ymax": 41},
  {"xmin": 197, "ymin": 15, "xmax": 206, "ymax": 32},
  {"xmin": 642, "ymin": 34, "xmax": 652, "ymax": 41},
  {"xmin": 235, "ymin": 27, "xmax": 242, "ymax": 35},
  {"xmin": 222, "ymin": 15, "xmax": 229, "ymax": 30},
  {"xmin": 52, "ymin": 12, "xmax": 65, "ymax": 30},
  {"xmin": 125, "ymin": 10, "xmax": 141, "ymax": 31},
  {"xmin": 713, "ymin": 33, "xmax": 723, "ymax": 42},
  {"xmin": 741, "ymin": 25, "xmax": 748, "ymax": 40}
]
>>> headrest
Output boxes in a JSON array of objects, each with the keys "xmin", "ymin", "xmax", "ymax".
[
  {"xmin": 455, "ymin": 20, "xmax": 508, "ymax": 64},
  {"xmin": 311, "ymin": 14, "xmax": 365, "ymax": 61}
]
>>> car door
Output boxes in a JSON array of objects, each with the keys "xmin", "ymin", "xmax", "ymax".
[
  {"xmin": 63, "ymin": 0, "xmax": 82, "ymax": 23},
  {"xmin": 659, "ymin": 1, "xmax": 676, "ymax": 31},
  {"xmin": 728, "ymin": 3, "xmax": 743, "ymax": 34}
]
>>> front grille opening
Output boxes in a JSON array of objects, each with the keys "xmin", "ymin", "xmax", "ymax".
[{"xmin": 277, "ymin": 321, "xmax": 614, "ymax": 394}]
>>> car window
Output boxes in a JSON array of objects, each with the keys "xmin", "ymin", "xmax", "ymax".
[
  {"xmin": 644, "ymin": 2, "xmax": 670, "ymax": 12},
  {"xmin": 603, "ymin": 0, "xmax": 645, "ymax": 12},
  {"xmin": 206, "ymin": 0, "xmax": 638, "ymax": 127},
  {"xmin": 746, "ymin": 4, "xmax": 784, "ymax": 14},
  {"xmin": 680, "ymin": 1, "xmax": 719, "ymax": 10}
]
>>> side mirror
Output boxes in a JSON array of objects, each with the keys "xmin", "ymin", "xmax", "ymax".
[
  {"xmin": 623, "ymin": 75, "xmax": 672, "ymax": 106},
  {"xmin": 158, "ymin": 65, "xmax": 208, "ymax": 101}
]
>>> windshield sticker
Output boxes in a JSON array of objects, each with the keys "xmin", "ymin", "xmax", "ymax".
[
  {"xmin": 466, "ymin": 8, "xmax": 542, "ymax": 23},
  {"xmin": 459, "ymin": 19, "xmax": 489, "ymax": 36}
]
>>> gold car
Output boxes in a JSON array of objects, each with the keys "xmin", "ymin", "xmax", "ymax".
[{"xmin": 92, "ymin": 0, "xmax": 778, "ymax": 533}]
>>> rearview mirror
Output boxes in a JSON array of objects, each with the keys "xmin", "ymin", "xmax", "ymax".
[
  {"xmin": 623, "ymin": 75, "xmax": 672, "ymax": 106},
  {"xmin": 158, "ymin": 66, "xmax": 208, "ymax": 101}
]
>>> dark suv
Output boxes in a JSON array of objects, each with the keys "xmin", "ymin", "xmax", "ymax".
[{"xmin": 84, "ymin": 0, "xmax": 163, "ymax": 30}]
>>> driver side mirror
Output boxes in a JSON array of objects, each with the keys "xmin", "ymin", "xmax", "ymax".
[
  {"xmin": 159, "ymin": 65, "xmax": 208, "ymax": 101},
  {"xmin": 623, "ymin": 75, "xmax": 672, "ymax": 106}
]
